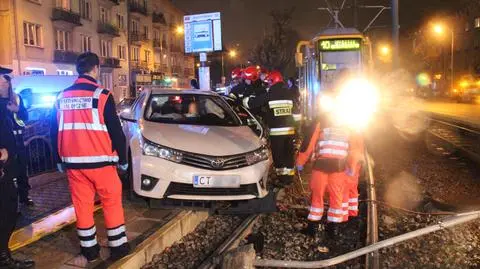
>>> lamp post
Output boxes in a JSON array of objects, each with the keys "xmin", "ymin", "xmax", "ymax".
[
  {"xmin": 221, "ymin": 49, "xmax": 237, "ymax": 79},
  {"xmin": 432, "ymin": 23, "xmax": 454, "ymax": 91}
]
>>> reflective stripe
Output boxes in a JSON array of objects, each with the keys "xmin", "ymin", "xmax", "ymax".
[
  {"xmin": 80, "ymin": 238, "xmax": 98, "ymax": 248},
  {"xmin": 327, "ymin": 216, "xmax": 343, "ymax": 223},
  {"xmin": 293, "ymin": 114, "xmax": 302, "ymax": 121},
  {"xmin": 60, "ymin": 123, "xmax": 108, "ymax": 132},
  {"xmin": 349, "ymin": 206, "xmax": 358, "ymax": 211},
  {"xmin": 92, "ymin": 88, "xmax": 104, "ymax": 125},
  {"xmin": 107, "ymin": 225, "xmax": 126, "ymax": 237},
  {"xmin": 319, "ymin": 140, "xmax": 349, "ymax": 148},
  {"xmin": 270, "ymin": 127, "xmax": 295, "ymax": 136},
  {"xmin": 328, "ymin": 208, "xmax": 344, "ymax": 215},
  {"xmin": 108, "ymin": 236, "xmax": 128, "ymax": 247},
  {"xmin": 242, "ymin": 96, "xmax": 250, "ymax": 109},
  {"xmin": 62, "ymin": 155, "xmax": 119, "ymax": 163},
  {"xmin": 341, "ymin": 203, "xmax": 348, "ymax": 207},
  {"xmin": 342, "ymin": 210, "xmax": 349, "ymax": 216},
  {"xmin": 77, "ymin": 227, "xmax": 96, "ymax": 237},
  {"xmin": 319, "ymin": 149, "xmax": 348, "ymax": 157},
  {"xmin": 275, "ymin": 167, "xmax": 295, "ymax": 176},
  {"xmin": 268, "ymin": 100, "xmax": 293, "ymax": 108},
  {"xmin": 228, "ymin": 93, "xmax": 237, "ymax": 99},
  {"xmin": 13, "ymin": 130, "xmax": 23, "ymax": 135},
  {"xmin": 309, "ymin": 207, "xmax": 324, "ymax": 213},
  {"xmin": 308, "ymin": 214, "xmax": 323, "ymax": 221},
  {"xmin": 349, "ymin": 198, "xmax": 358, "ymax": 203}
]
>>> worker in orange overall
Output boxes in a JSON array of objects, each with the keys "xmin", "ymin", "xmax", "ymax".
[{"xmin": 342, "ymin": 133, "xmax": 364, "ymax": 222}]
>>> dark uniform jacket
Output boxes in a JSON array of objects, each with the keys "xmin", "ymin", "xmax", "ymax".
[{"xmin": 0, "ymin": 98, "xmax": 18, "ymax": 178}]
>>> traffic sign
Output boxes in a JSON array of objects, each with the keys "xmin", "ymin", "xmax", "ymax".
[{"xmin": 184, "ymin": 12, "xmax": 222, "ymax": 53}]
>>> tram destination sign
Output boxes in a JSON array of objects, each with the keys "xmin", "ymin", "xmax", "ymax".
[{"xmin": 319, "ymin": 38, "xmax": 361, "ymax": 51}]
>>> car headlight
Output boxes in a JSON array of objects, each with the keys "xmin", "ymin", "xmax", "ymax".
[
  {"xmin": 142, "ymin": 139, "xmax": 183, "ymax": 163},
  {"xmin": 246, "ymin": 145, "xmax": 269, "ymax": 165}
]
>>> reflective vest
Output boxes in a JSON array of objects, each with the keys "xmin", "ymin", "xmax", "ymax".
[
  {"xmin": 13, "ymin": 95, "xmax": 25, "ymax": 128},
  {"xmin": 315, "ymin": 127, "xmax": 350, "ymax": 160},
  {"xmin": 56, "ymin": 78, "xmax": 118, "ymax": 168}
]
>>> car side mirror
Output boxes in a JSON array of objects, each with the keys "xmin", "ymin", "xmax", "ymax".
[{"xmin": 119, "ymin": 109, "xmax": 136, "ymax": 122}]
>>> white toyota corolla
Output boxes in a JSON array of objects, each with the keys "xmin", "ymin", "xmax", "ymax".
[{"xmin": 120, "ymin": 87, "xmax": 271, "ymax": 202}]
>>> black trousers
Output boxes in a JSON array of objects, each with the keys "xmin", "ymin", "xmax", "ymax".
[
  {"xmin": 16, "ymin": 148, "xmax": 30, "ymax": 201},
  {"xmin": 270, "ymin": 135, "xmax": 295, "ymax": 175},
  {"xmin": 0, "ymin": 176, "xmax": 18, "ymax": 253}
]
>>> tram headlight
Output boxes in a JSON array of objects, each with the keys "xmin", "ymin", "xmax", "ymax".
[{"xmin": 334, "ymin": 78, "xmax": 379, "ymax": 130}]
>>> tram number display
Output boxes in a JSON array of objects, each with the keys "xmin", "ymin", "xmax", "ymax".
[{"xmin": 319, "ymin": 39, "xmax": 361, "ymax": 51}]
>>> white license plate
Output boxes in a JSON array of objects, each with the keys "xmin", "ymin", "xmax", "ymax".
[{"xmin": 193, "ymin": 175, "xmax": 241, "ymax": 188}]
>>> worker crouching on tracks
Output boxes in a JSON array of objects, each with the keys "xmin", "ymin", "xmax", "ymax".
[
  {"xmin": 243, "ymin": 70, "xmax": 297, "ymax": 186},
  {"xmin": 51, "ymin": 53, "xmax": 130, "ymax": 262}
]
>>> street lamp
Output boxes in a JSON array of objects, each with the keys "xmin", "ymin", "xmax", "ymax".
[
  {"xmin": 379, "ymin": 45, "xmax": 390, "ymax": 56},
  {"xmin": 229, "ymin": 50, "xmax": 237, "ymax": 58},
  {"xmin": 175, "ymin": 25, "xmax": 184, "ymax": 35},
  {"xmin": 432, "ymin": 23, "xmax": 454, "ymax": 91}
]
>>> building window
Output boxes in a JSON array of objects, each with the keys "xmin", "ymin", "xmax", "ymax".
[
  {"xmin": 475, "ymin": 18, "xmax": 480, "ymax": 29},
  {"xmin": 101, "ymin": 40, "xmax": 112, "ymax": 57},
  {"xmin": 55, "ymin": 30, "xmax": 70, "ymax": 51},
  {"xmin": 144, "ymin": 50, "xmax": 151, "ymax": 63},
  {"xmin": 23, "ymin": 22, "xmax": 42, "ymax": 47},
  {"xmin": 56, "ymin": 0, "xmax": 71, "ymax": 9},
  {"xmin": 143, "ymin": 25, "xmax": 149, "ymax": 38},
  {"xmin": 153, "ymin": 29, "xmax": 160, "ymax": 40},
  {"xmin": 81, "ymin": 35, "xmax": 92, "ymax": 52},
  {"xmin": 131, "ymin": 47, "xmax": 140, "ymax": 61},
  {"xmin": 100, "ymin": 7, "xmax": 109, "ymax": 23},
  {"xmin": 116, "ymin": 14, "xmax": 125, "ymax": 30},
  {"xmin": 101, "ymin": 73, "xmax": 113, "ymax": 90},
  {"xmin": 117, "ymin": 45, "xmax": 126, "ymax": 60},
  {"xmin": 23, "ymin": 68, "xmax": 46, "ymax": 76},
  {"xmin": 79, "ymin": 0, "xmax": 91, "ymax": 19},
  {"xmin": 57, "ymin": 70, "xmax": 74, "ymax": 75},
  {"xmin": 131, "ymin": 20, "xmax": 139, "ymax": 33}
]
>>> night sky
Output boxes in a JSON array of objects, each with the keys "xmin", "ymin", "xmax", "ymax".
[{"xmin": 173, "ymin": 0, "xmax": 464, "ymax": 62}]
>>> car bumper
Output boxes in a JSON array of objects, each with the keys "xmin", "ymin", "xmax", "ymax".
[{"xmin": 133, "ymin": 156, "xmax": 271, "ymax": 201}]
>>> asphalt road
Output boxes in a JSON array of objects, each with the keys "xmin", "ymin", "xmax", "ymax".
[{"xmin": 420, "ymin": 100, "xmax": 480, "ymax": 127}]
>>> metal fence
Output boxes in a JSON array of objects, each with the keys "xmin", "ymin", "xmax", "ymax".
[{"xmin": 24, "ymin": 120, "xmax": 56, "ymax": 177}]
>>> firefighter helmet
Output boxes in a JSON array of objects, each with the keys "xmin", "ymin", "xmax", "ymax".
[
  {"xmin": 267, "ymin": 70, "xmax": 283, "ymax": 86},
  {"xmin": 243, "ymin": 66, "xmax": 259, "ymax": 81},
  {"xmin": 231, "ymin": 68, "xmax": 243, "ymax": 80}
]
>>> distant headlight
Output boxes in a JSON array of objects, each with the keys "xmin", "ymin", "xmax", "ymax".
[
  {"xmin": 245, "ymin": 145, "xmax": 269, "ymax": 165},
  {"xmin": 142, "ymin": 139, "xmax": 183, "ymax": 163}
]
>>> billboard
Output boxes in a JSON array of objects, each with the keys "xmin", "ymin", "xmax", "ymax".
[{"xmin": 184, "ymin": 12, "xmax": 222, "ymax": 53}]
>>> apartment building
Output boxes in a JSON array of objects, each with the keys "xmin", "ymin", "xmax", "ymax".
[{"xmin": 129, "ymin": 0, "xmax": 194, "ymax": 92}]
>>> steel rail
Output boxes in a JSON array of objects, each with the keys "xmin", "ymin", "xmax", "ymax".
[
  {"xmin": 364, "ymin": 149, "xmax": 379, "ymax": 269},
  {"xmin": 197, "ymin": 215, "xmax": 258, "ymax": 269}
]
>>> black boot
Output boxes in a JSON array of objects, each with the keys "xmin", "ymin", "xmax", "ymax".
[
  {"xmin": 325, "ymin": 222, "xmax": 341, "ymax": 240},
  {"xmin": 109, "ymin": 243, "xmax": 131, "ymax": 262},
  {"xmin": 81, "ymin": 244, "xmax": 100, "ymax": 262},
  {"xmin": 301, "ymin": 221, "xmax": 320, "ymax": 237},
  {"xmin": 0, "ymin": 252, "xmax": 35, "ymax": 269}
]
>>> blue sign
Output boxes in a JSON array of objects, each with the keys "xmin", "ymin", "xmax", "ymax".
[{"xmin": 184, "ymin": 12, "xmax": 222, "ymax": 53}]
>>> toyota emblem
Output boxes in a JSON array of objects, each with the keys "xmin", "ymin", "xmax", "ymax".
[{"xmin": 211, "ymin": 158, "xmax": 225, "ymax": 169}]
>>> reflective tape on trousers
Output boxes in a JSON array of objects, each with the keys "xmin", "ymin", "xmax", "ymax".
[
  {"xmin": 62, "ymin": 155, "xmax": 119, "ymax": 163},
  {"xmin": 270, "ymin": 127, "xmax": 295, "ymax": 136},
  {"xmin": 319, "ymin": 148, "xmax": 348, "ymax": 157},
  {"xmin": 107, "ymin": 225, "xmax": 126, "ymax": 237},
  {"xmin": 77, "ymin": 226, "xmax": 96, "ymax": 237},
  {"xmin": 308, "ymin": 214, "xmax": 322, "ymax": 221},
  {"xmin": 80, "ymin": 238, "xmax": 98, "ymax": 248},
  {"xmin": 108, "ymin": 236, "xmax": 128, "ymax": 247}
]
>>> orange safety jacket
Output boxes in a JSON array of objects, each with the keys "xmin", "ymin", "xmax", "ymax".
[
  {"xmin": 297, "ymin": 120, "xmax": 358, "ymax": 173},
  {"xmin": 56, "ymin": 77, "xmax": 119, "ymax": 169}
]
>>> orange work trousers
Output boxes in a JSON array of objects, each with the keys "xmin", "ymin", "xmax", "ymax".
[
  {"xmin": 342, "ymin": 165, "xmax": 361, "ymax": 222},
  {"xmin": 308, "ymin": 169, "xmax": 347, "ymax": 223},
  {"xmin": 67, "ymin": 165, "xmax": 127, "ymax": 252}
]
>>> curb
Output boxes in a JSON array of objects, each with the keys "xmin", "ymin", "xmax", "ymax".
[{"xmin": 110, "ymin": 210, "xmax": 209, "ymax": 269}]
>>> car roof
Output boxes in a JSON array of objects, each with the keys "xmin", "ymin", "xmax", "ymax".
[{"xmin": 146, "ymin": 86, "xmax": 219, "ymax": 96}]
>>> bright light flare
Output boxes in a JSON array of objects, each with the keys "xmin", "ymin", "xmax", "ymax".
[
  {"xmin": 459, "ymin": 80, "xmax": 470, "ymax": 88},
  {"xmin": 175, "ymin": 26, "xmax": 184, "ymax": 34},
  {"xmin": 433, "ymin": 24, "xmax": 444, "ymax": 35},
  {"xmin": 379, "ymin": 45, "xmax": 390, "ymax": 56},
  {"xmin": 320, "ymin": 78, "xmax": 379, "ymax": 130},
  {"xmin": 229, "ymin": 50, "xmax": 237, "ymax": 58}
]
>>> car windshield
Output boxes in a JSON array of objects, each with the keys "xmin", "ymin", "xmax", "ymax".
[
  {"xmin": 145, "ymin": 94, "xmax": 241, "ymax": 126},
  {"xmin": 118, "ymin": 98, "xmax": 135, "ymax": 107}
]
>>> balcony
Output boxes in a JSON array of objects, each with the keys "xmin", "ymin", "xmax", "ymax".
[
  {"xmin": 152, "ymin": 12, "xmax": 166, "ymax": 25},
  {"xmin": 170, "ymin": 44, "xmax": 182, "ymax": 53},
  {"xmin": 130, "ymin": 60, "xmax": 149, "ymax": 71},
  {"xmin": 128, "ymin": 1, "xmax": 147, "ymax": 16},
  {"xmin": 51, "ymin": 8, "xmax": 82, "ymax": 26},
  {"xmin": 100, "ymin": 57, "xmax": 121, "ymax": 68},
  {"xmin": 130, "ymin": 32, "xmax": 149, "ymax": 43},
  {"xmin": 98, "ymin": 22, "xmax": 120, "ymax": 37},
  {"xmin": 54, "ymin": 50, "xmax": 80, "ymax": 63}
]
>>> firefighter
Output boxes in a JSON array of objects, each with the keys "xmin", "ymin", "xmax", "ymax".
[
  {"xmin": 3, "ymin": 76, "xmax": 33, "ymax": 206},
  {"xmin": 0, "ymin": 66, "xmax": 35, "ymax": 269},
  {"xmin": 51, "ymin": 53, "xmax": 130, "ymax": 262},
  {"xmin": 228, "ymin": 68, "xmax": 246, "ymax": 100},
  {"xmin": 243, "ymin": 70, "xmax": 296, "ymax": 186}
]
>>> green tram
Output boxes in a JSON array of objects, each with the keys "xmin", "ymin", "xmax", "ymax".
[{"xmin": 296, "ymin": 28, "xmax": 373, "ymax": 120}]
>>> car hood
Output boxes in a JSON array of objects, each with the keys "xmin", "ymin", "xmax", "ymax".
[{"xmin": 142, "ymin": 121, "xmax": 262, "ymax": 156}]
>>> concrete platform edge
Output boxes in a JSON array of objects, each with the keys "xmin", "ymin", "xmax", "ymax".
[{"xmin": 110, "ymin": 210, "xmax": 209, "ymax": 269}]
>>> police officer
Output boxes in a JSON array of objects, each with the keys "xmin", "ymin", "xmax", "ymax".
[
  {"xmin": 243, "ymin": 70, "xmax": 296, "ymax": 186},
  {"xmin": 3, "ymin": 76, "xmax": 32, "ymax": 206},
  {"xmin": 0, "ymin": 66, "xmax": 35, "ymax": 268},
  {"xmin": 51, "ymin": 53, "xmax": 130, "ymax": 262}
]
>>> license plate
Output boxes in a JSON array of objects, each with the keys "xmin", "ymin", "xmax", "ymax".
[{"xmin": 193, "ymin": 175, "xmax": 241, "ymax": 188}]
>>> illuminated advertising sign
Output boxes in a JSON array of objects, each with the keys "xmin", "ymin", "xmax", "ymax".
[
  {"xmin": 319, "ymin": 39, "xmax": 361, "ymax": 51},
  {"xmin": 184, "ymin": 12, "xmax": 222, "ymax": 53}
]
